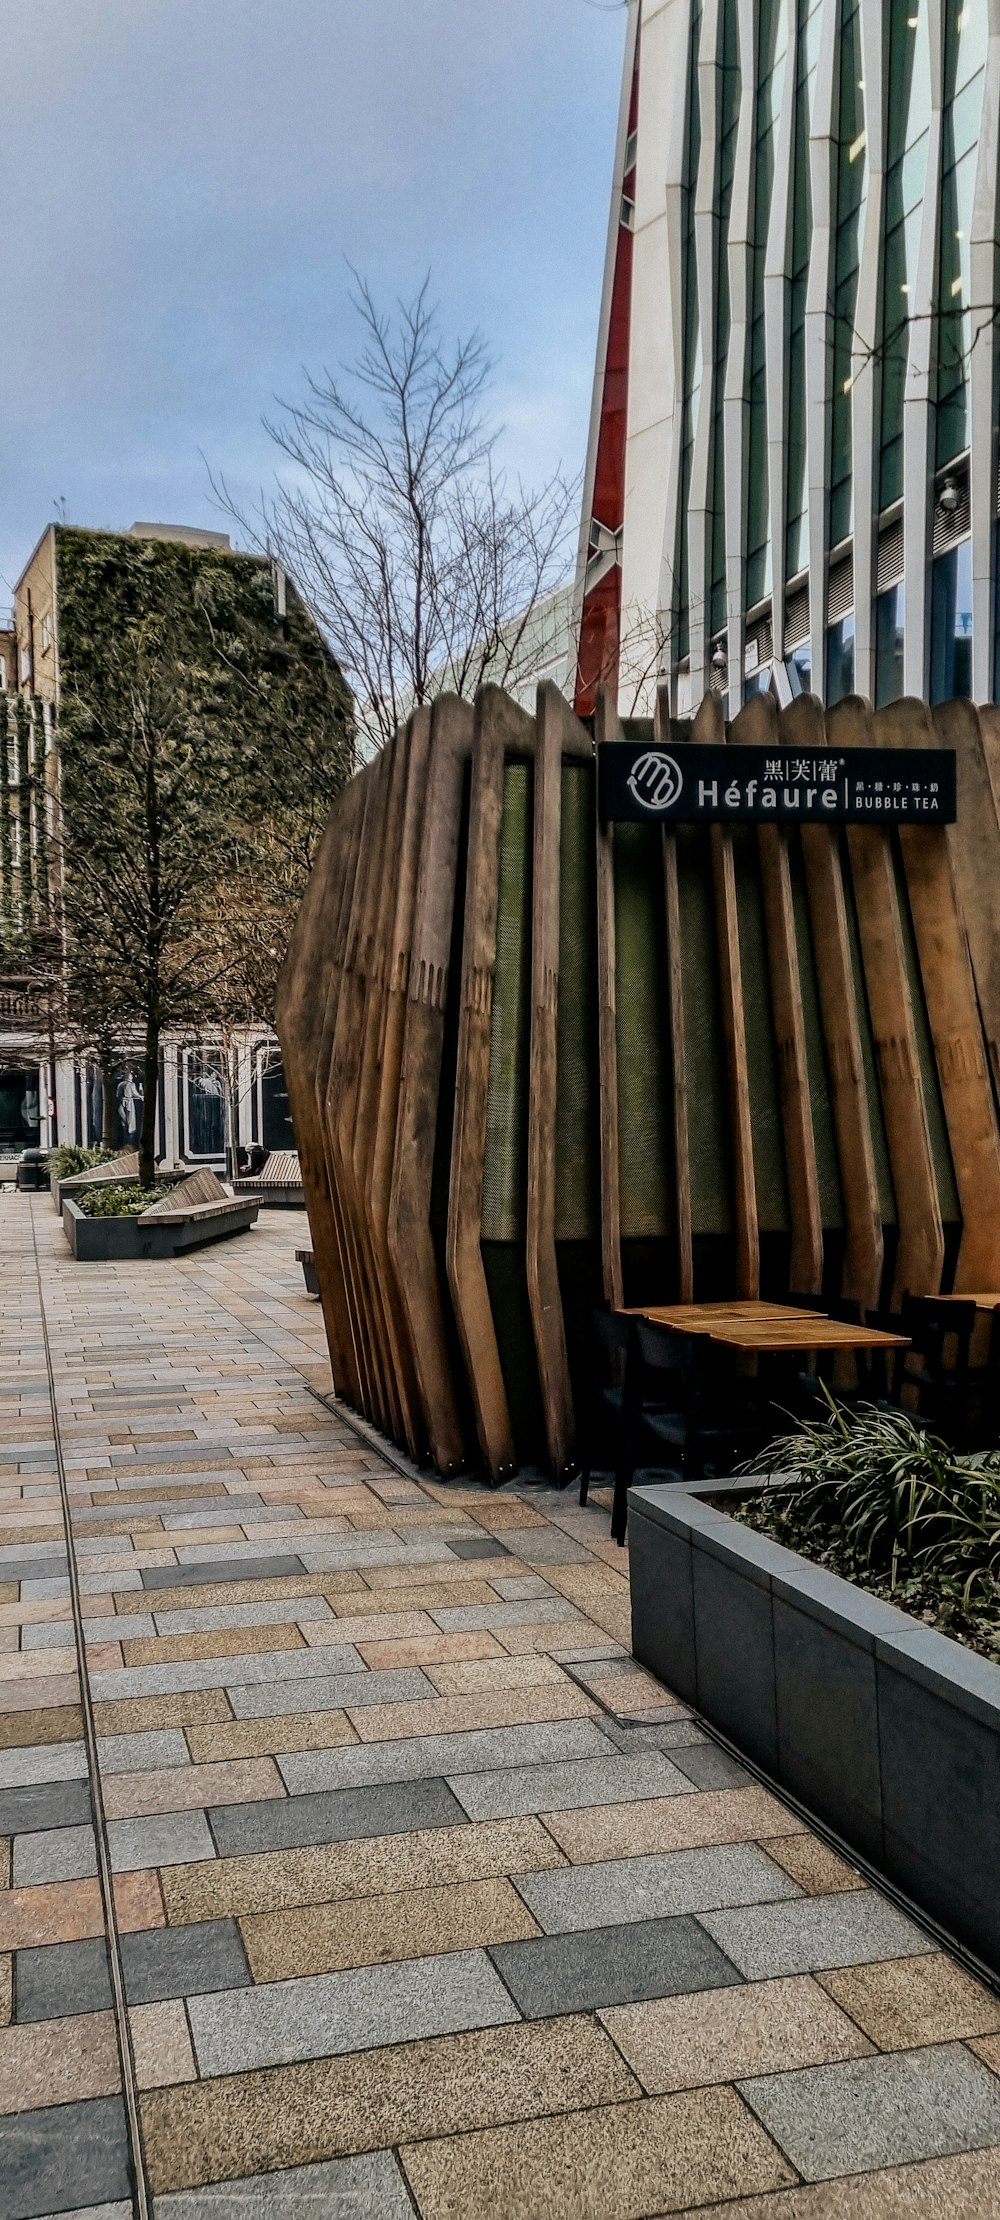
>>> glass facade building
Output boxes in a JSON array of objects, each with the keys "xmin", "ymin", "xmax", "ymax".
[{"xmin": 577, "ymin": 0, "xmax": 1000, "ymax": 716}]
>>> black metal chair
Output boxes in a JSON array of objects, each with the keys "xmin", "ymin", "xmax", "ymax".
[
  {"xmin": 578, "ymin": 1309, "xmax": 632, "ymax": 1507},
  {"xmin": 967, "ymin": 1307, "xmax": 1000, "ymax": 1449},
  {"xmin": 889, "ymin": 1294, "xmax": 977, "ymax": 1443},
  {"xmin": 610, "ymin": 1320, "xmax": 760, "ymax": 1544},
  {"xmin": 785, "ymin": 1295, "xmax": 866, "ymax": 1410}
]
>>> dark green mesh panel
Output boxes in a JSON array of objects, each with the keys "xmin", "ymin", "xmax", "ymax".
[
  {"xmin": 555, "ymin": 761, "xmax": 600, "ymax": 1241},
  {"xmin": 614, "ymin": 818, "xmax": 673, "ymax": 1239},
  {"xmin": 478, "ymin": 759, "xmax": 545, "ymax": 1463},
  {"xmin": 891, "ymin": 837, "xmax": 961, "ymax": 1227},
  {"xmin": 733, "ymin": 826, "xmax": 789, "ymax": 1233},
  {"xmin": 677, "ymin": 824, "xmax": 733, "ymax": 1236},
  {"xmin": 481, "ymin": 762, "xmax": 533, "ymax": 1243},
  {"xmin": 788, "ymin": 831, "xmax": 844, "ymax": 1229},
  {"xmin": 481, "ymin": 1245, "xmax": 545, "ymax": 1460},
  {"xmin": 841, "ymin": 838, "xmax": 898, "ymax": 1227}
]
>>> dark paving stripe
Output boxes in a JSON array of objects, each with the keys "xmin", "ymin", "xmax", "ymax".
[
  {"xmin": 15, "ymin": 1937, "xmax": 113, "ymax": 2022},
  {"xmin": 670, "ymin": 1744, "xmax": 755, "ymax": 1792},
  {"xmin": 447, "ymin": 1538, "xmax": 511, "ymax": 1561},
  {"xmin": 122, "ymin": 1917, "xmax": 252, "ymax": 2006},
  {"xmin": 140, "ymin": 1556, "xmax": 307, "ymax": 1590},
  {"xmin": 489, "ymin": 1915, "xmax": 743, "ymax": 2018},
  {"xmin": 14, "ymin": 1921, "xmax": 252, "ymax": 2022},
  {"xmin": 1, "ymin": 1558, "xmax": 68, "ymax": 1586},
  {"xmin": 0, "ymin": 1779, "xmax": 92, "ymax": 1835},
  {"xmin": 72, "ymin": 1497, "xmax": 266, "ymax": 1525},
  {"xmin": 208, "ymin": 1777, "xmax": 466, "ymax": 1859},
  {"xmin": 0, "ymin": 2094, "xmax": 131, "ymax": 2217}
]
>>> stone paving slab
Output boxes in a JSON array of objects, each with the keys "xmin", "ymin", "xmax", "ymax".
[{"xmin": 4, "ymin": 1199, "xmax": 1000, "ymax": 2220}]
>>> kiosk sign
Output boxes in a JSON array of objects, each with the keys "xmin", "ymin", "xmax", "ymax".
[{"xmin": 600, "ymin": 743, "xmax": 956, "ymax": 825}]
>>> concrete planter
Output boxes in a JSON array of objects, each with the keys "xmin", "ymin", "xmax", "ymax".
[
  {"xmin": 629, "ymin": 1478, "xmax": 1000, "ymax": 1976},
  {"xmin": 62, "ymin": 1193, "xmax": 259, "ymax": 1260}
]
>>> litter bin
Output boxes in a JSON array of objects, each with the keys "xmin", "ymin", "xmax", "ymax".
[{"xmin": 16, "ymin": 1148, "xmax": 50, "ymax": 1192}]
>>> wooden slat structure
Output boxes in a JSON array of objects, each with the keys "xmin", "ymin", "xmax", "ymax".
[{"xmin": 278, "ymin": 684, "xmax": 1000, "ymax": 1478}]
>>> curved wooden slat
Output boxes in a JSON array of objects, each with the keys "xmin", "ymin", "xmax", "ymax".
[
  {"xmin": 832, "ymin": 697, "xmax": 943, "ymax": 1301},
  {"xmin": 693, "ymin": 691, "xmax": 758, "ymax": 1297},
  {"xmin": 365, "ymin": 709, "xmax": 432, "ymax": 1463},
  {"xmin": 275, "ymin": 773, "xmax": 365, "ymax": 1405},
  {"xmin": 930, "ymin": 700, "xmax": 1000, "ymax": 1104},
  {"xmin": 731, "ymin": 693, "xmax": 823, "ymax": 1294},
  {"xmin": 594, "ymin": 685, "xmax": 624, "ymax": 1306},
  {"xmin": 878, "ymin": 699, "xmax": 1000, "ymax": 1292},
  {"xmin": 782, "ymin": 696, "xmax": 883, "ymax": 1309},
  {"xmin": 388, "ymin": 696, "xmax": 475, "ymax": 1476},
  {"xmin": 655, "ymin": 683, "xmax": 692, "ymax": 1300},
  {"xmin": 526, "ymin": 683, "xmax": 588, "ymax": 1477},
  {"xmin": 325, "ymin": 750, "xmax": 398, "ymax": 1433},
  {"xmin": 349, "ymin": 720, "xmax": 425, "ymax": 1456},
  {"xmin": 446, "ymin": 687, "xmax": 527, "ymax": 1482}
]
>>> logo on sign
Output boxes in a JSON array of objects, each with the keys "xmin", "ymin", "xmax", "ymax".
[{"xmin": 626, "ymin": 750, "xmax": 683, "ymax": 814}]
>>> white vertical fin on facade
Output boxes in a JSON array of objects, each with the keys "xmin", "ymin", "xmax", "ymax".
[
  {"xmin": 902, "ymin": 0, "xmax": 944, "ymax": 697},
  {"xmin": 689, "ymin": 0, "xmax": 723, "ymax": 699},
  {"xmin": 655, "ymin": 0, "xmax": 695, "ymax": 707},
  {"xmin": 764, "ymin": 0, "xmax": 798, "ymax": 668},
  {"xmin": 969, "ymin": 2, "xmax": 1000, "ymax": 702},
  {"xmin": 805, "ymin": 0, "xmax": 839, "ymax": 696},
  {"xmin": 724, "ymin": 0, "xmax": 756, "ymax": 701},
  {"xmin": 852, "ymin": 0, "xmax": 886, "ymax": 702}
]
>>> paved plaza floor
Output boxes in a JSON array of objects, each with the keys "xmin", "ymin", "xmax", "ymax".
[{"xmin": 2, "ymin": 1195, "xmax": 1000, "ymax": 2215}]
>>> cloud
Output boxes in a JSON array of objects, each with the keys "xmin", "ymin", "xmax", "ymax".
[{"xmin": 0, "ymin": 0, "xmax": 625, "ymax": 597}]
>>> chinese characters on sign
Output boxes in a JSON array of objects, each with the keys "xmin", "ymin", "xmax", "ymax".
[{"xmin": 600, "ymin": 744, "xmax": 957, "ymax": 825}]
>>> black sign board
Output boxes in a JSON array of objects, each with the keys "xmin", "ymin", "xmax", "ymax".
[{"xmin": 598, "ymin": 743, "xmax": 957, "ymax": 826}]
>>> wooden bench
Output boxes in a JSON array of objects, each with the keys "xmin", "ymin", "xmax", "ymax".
[
  {"xmin": 62, "ymin": 1167, "xmax": 259, "ymax": 1260},
  {"xmin": 137, "ymin": 1170, "xmax": 260, "ymax": 1248},
  {"xmin": 233, "ymin": 1149, "xmax": 304, "ymax": 1207}
]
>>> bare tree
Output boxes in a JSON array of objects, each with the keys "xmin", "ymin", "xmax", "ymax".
[{"xmin": 211, "ymin": 275, "xmax": 578, "ymax": 750}]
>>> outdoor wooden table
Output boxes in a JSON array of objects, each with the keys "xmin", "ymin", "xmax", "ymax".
[
  {"xmin": 621, "ymin": 1299, "xmax": 909, "ymax": 1357},
  {"xmin": 933, "ymin": 1292, "xmax": 1000, "ymax": 1310}
]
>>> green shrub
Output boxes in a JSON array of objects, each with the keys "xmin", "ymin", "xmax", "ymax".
[
  {"xmin": 737, "ymin": 1394, "xmax": 1000, "ymax": 1659},
  {"xmin": 75, "ymin": 1182, "xmax": 162, "ymax": 1218},
  {"xmin": 50, "ymin": 1145, "xmax": 117, "ymax": 1179}
]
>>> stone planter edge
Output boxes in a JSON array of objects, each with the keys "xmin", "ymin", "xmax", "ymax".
[
  {"xmin": 629, "ymin": 1478, "xmax": 1000, "ymax": 1976},
  {"xmin": 62, "ymin": 1193, "xmax": 259, "ymax": 1260}
]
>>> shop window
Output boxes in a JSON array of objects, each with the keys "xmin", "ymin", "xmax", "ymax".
[
  {"xmin": 826, "ymin": 614, "xmax": 855, "ymax": 705},
  {"xmin": 184, "ymin": 1050, "xmax": 225, "ymax": 1158},
  {"xmin": 875, "ymin": 582, "xmax": 905, "ymax": 706},
  {"xmin": 930, "ymin": 539, "xmax": 972, "ymax": 701},
  {"xmin": 785, "ymin": 640, "xmax": 812, "ymax": 697}
]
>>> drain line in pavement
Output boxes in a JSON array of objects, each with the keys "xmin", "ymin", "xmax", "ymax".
[{"xmin": 30, "ymin": 1208, "xmax": 152, "ymax": 2220}]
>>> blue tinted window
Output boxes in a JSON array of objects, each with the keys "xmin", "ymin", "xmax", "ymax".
[
  {"xmin": 826, "ymin": 614, "xmax": 855, "ymax": 704},
  {"xmin": 875, "ymin": 582, "xmax": 905, "ymax": 705},
  {"xmin": 930, "ymin": 540, "xmax": 973, "ymax": 701}
]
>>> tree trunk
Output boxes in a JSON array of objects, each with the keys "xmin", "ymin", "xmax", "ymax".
[
  {"xmin": 222, "ymin": 1042, "xmax": 240, "ymax": 1185},
  {"xmin": 139, "ymin": 1009, "xmax": 159, "ymax": 1188},
  {"xmin": 99, "ymin": 1043, "xmax": 117, "ymax": 1149}
]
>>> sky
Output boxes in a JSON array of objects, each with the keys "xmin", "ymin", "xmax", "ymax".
[{"xmin": 0, "ymin": 0, "xmax": 628, "ymax": 604}]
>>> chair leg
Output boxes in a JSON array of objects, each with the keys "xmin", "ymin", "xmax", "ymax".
[
  {"xmin": 609, "ymin": 1333, "xmax": 640, "ymax": 1545},
  {"xmin": 610, "ymin": 1449, "xmax": 633, "ymax": 1545},
  {"xmin": 578, "ymin": 1453, "xmax": 592, "ymax": 1508}
]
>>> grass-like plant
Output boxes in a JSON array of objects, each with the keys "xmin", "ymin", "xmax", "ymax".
[{"xmin": 737, "ymin": 1393, "xmax": 1000, "ymax": 1656}]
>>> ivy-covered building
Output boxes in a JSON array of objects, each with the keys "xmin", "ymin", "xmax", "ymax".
[{"xmin": 0, "ymin": 520, "xmax": 352, "ymax": 1162}]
